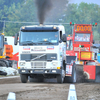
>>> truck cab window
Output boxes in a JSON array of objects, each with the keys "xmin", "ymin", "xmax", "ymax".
[{"xmin": 20, "ymin": 31, "xmax": 59, "ymax": 45}]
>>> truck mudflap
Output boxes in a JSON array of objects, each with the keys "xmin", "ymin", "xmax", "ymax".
[
  {"xmin": 65, "ymin": 56, "xmax": 77, "ymax": 76},
  {"xmin": 64, "ymin": 62, "xmax": 76, "ymax": 83},
  {"xmin": 18, "ymin": 69, "xmax": 62, "ymax": 75},
  {"xmin": 64, "ymin": 56, "xmax": 77, "ymax": 83},
  {"xmin": 66, "ymin": 64, "xmax": 73, "ymax": 76}
]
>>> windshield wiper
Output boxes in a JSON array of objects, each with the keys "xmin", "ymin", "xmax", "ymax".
[
  {"xmin": 38, "ymin": 41, "xmax": 53, "ymax": 45},
  {"xmin": 21, "ymin": 41, "xmax": 37, "ymax": 45}
]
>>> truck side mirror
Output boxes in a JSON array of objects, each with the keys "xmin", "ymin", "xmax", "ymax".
[
  {"xmin": 14, "ymin": 33, "xmax": 18, "ymax": 45},
  {"xmin": 62, "ymin": 34, "xmax": 66, "ymax": 42},
  {"xmin": 60, "ymin": 31, "xmax": 62, "ymax": 40}
]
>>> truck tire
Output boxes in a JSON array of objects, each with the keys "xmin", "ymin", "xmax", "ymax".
[
  {"xmin": 20, "ymin": 74, "xmax": 28, "ymax": 83},
  {"xmin": 64, "ymin": 64, "xmax": 76, "ymax": 83},
  {"xmin": 57, "ymin": 73, "xmax": 64, "ymax": 83},
  {"xmin": 0, "ymin": 61, "xmax": 7, "ymax": 67}
]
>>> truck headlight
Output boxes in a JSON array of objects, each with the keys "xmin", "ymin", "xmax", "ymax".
[
  {"xmin": 19, "ymin": 62, "xmax": 25, "ymax": 66},
  {"xmin": 52, "ymin": 62, "xmax": 58, "ymax": 66}
]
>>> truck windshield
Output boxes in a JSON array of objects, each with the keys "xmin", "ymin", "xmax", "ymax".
[
  {"xmin": 74, "ymin": 33, "xmax": 90, "ymax": 42},
  {"xmin": 19, "ymin": 31, "xmax": 59, "ymax": 45}
]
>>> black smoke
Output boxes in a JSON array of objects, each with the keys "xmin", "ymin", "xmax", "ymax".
[{"xmin": 35, "ymin": 0, "xmax": 52, "ymax": 24}]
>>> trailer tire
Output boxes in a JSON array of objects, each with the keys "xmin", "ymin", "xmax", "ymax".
[{"xmin": 20, "ymin": 74, "xmax": 28, "ymax": 83}]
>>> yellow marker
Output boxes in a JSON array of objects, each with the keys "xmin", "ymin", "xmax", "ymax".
[
  {"xmin": 57, "ymin": 67, "xmax": 61, "ymax": 69},
  {"xmin": 18, "ymin": 67, "xmax": 20, "ymax": 69}
]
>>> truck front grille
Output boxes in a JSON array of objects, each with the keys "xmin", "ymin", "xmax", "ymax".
[
  {"xmin": 31, "ymin": 61, "xmax": 46, "ymax": 68},
  {"xmin": 20, "ymin": 53, "xmax": 57, "ymax": 61}
]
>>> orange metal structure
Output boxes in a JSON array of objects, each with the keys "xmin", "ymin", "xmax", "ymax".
[
  {"xmin": 5, "ymin": 45, "xmax": 13, "ymax": 58},
  {"xmin": 73, "ymin": 24, "xmax": 93, "ymax": 60},
  {"xmin": 66, "ymin": 23, "xmax": 100, "ymax": 82}
]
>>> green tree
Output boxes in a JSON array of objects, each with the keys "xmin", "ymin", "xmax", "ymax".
[
  {"xmin": 0, "ymin": 0, "xmax": 100, "ymax": 39},
  {"xmin": 4, "ymin": 0, "xmax": 37, "ymax": 36},
  {"xmin": 63, "ymin": 2, "xmax": 100, "ymax": 40}
]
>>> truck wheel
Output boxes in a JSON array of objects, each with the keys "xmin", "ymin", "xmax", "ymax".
[
  {"xmin": 57, "ymin": 74, "xmax": 64, "ymax": 83},
  {"xmin": 0, "ymin": 61, "xmax": 7, "ymax": 67},
  {"xmin": 20, "ymin": 74, "xmax": 28, "ymax": 83}
]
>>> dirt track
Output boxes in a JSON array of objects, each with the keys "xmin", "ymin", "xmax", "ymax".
[{"xmin": 0, "ymin": 76, "xmax": 100, "ymax": 100}]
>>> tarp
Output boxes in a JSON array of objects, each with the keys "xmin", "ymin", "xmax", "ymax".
[{"xmin": 0, "ymin": 67, "xmax": 18, "ymax": 75}]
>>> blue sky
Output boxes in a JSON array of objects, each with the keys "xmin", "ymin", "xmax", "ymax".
[{"xmin": 69, "ymin": 0, "xmax": 100, "ymax": 5}]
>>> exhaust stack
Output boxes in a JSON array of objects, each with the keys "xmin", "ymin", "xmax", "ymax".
[
  {"xmin": 35, "ymin": 0, "xmax": 52, "ymax": 24},
  {"xmin": 39, "ymin": 24, "xmax": 43, "ymax": 26}
]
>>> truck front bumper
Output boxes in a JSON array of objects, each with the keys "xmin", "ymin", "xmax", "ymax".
[{"xmin": 18, "ymin": 69, "xmax": 62, "ymax": 75}]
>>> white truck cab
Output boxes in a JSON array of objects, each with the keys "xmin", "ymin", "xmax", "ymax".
[{"xmin": 14, "ymin": 25, "xmax": 67, "ymax": 83}]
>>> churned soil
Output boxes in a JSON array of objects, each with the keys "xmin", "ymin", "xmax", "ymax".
[{"xmin": 0, "ymin": 76, "xmax": 100, "ymax": 100}]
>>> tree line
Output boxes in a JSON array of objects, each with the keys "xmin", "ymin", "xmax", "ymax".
[{"xmin": 0, "ymin": 0, "xmax": 100, "ymax": 40}]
